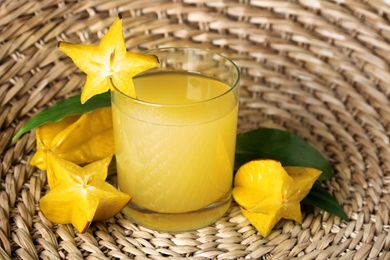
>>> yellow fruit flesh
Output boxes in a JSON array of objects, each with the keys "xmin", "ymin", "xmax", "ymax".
[
  {"xmin": 233, "ymin": 159, "xmax": 321, "ymax": 237},
  {"xmin": 30, "ymin": 108, "xmax": 115, "ymax": 171},
  {"xmin": 58, "ymin": 15, "xmax": 159, "ymax": 103},
  {"xmin": 39, "ymin": 152, "xmax": 131, "ymax": 233},
  {"xmin": 30, "ymin": 115, "xmax": 80, "ymax": 170},
  {"xmin": 51, "ymin": 107, "xmax": 114, "ymax": 164}
]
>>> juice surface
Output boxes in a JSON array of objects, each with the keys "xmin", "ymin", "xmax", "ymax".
[{"xmin": 112, "ymin": 71, "xmax": 238, "ymax": 214}]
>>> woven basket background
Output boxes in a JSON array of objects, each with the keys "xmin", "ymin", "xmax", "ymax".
[{"xmin": 1, "ymin": 0, "xmax": 390, "ymax": 259}]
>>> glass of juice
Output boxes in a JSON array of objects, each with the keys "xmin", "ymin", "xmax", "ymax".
[{"xmin": 111, "ymin": 47, "xmax": 240, "ymax": 231}]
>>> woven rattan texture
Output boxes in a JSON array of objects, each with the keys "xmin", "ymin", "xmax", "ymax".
[{"xmin": 1, "ymin": 0, "xmax": 390, "ymax": 259}]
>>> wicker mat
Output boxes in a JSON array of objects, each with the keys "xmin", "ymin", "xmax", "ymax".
[{"xmin": 1, "ymin": 0, "xmax": 390, "ymax": 259}]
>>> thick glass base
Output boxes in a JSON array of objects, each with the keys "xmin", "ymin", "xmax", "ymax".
[{"xmin": 122, "ymin": 194, "xmax": 232, "ymax": 232}]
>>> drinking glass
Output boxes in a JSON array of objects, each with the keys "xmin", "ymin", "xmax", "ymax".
[{"xmin": 111, "ymin": 47, "xmax": 240, "ymax": 231}]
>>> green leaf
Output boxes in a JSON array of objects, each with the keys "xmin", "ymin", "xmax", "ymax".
[
  {"xmin": 303, "ymin": 182, "xmax": 349, "ymax": 220},
  {"xmin": 12, "ymin": 91, "xmax": 111, "ymax": 142},
  {"xmin": 235, "ymin": 128, "xmax": 333, "ymax": 181}
]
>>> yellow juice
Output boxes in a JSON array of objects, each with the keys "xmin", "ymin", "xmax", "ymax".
[{"xmin": 112, "ymin": 71, "xmax": 238, "ymax": 231}]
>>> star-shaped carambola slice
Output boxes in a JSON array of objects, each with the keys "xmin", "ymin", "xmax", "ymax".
[
  {"xmin": 58, "ymin": 14, "xmax": 159, "ymax": 103},
  {"xmin": 233, "ymin": 159, "xmax": 321, "ymax": 237},
  {"xmin": 39, "ymin": 152, "xmax": 131, "ymax": 233}
]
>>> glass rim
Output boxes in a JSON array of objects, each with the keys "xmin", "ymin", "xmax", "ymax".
[{"xmin": 110, "ymin": 47, "xmax": 240, "ymax": 108}]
